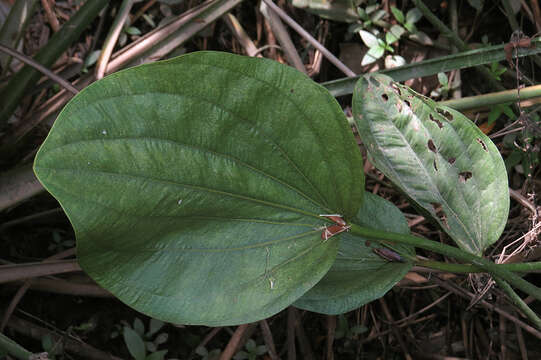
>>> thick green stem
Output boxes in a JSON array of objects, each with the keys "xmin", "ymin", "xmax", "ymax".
[
  {"xmin": 493, "ymin": 276, "xmax": 541, "ymax": 329},
  {"xmin": 417, "ymin": 259, "xmax": 541, "ymax": 273},
  {"xmin": 0, "ymin": 332, "xmax": 33, "ymax": 360},
  {"xmin": 440, "ymin": 84, "xmax": 541, "ymax": 110},
  {"xmin": 350, "ymin": 224, "xmax": 541, "ymax": 302},
  {"xmin": 322, "ymin": 38, "xmax": 541, "ymax": 98}
]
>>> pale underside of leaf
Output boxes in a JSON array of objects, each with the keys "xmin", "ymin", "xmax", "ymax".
[{"xmin": 353, "ymin": 74, "xmax": 509, "ymax": 255}]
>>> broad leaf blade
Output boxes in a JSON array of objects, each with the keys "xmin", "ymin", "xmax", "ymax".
[
  {"xmin": 352, "ymin": 74, "xmax": 509, "ymax": 255},
  {"xmin": 295, "ymin": 192, "xmax": 414, "ymax": 314},
  {"xmin": 34, "ymin": 51, "xmax": 364, "ymax": 325}
]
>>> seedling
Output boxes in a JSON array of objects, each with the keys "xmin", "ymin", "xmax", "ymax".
[
  {"xmin": 232, "ymin": 339, "xmax": 267, "ymax": 360},
  {"xmin": 41, "ymin": 334, "xmax": 63, "ymax": 360},
  {"xmin": 195, "ymin": 346, "xmax": 221, "ymax": 360},
  {"xmin": 112, "ymin": 318, "xmax": 168, "ymax": 360},
  {"xmin": 357, "ymin": 5, "xmax": 428, "ymax": 66}
]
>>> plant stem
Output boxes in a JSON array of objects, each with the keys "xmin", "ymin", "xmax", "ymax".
[
  {"xmin": 416, "ymin": 259, "xmax": 541, "ymax": 273},
  {"xmin": 350, "ymin": 224, "xmax": 541, "ymax": 302},
  {"xmin": 0, "ymin": 332, "xmax": 33, "ymax": 360},
  {"xmin": 322, "ymin": 38, "xmax": 541, "ymax": 97},
  {"xmin": 440, "ymin": 84, "xmax": 541, "ymax": 110},
  {"xmin": 500, "ymin": 0, "xmax": 520, "ymax": 30},
  {"xmin": 493, "ymin": 276, "xmax": 541, "ymax": 328},
  {"xmin": 95, "ymin": 0, "xmax": 135, "ymax": 79}
]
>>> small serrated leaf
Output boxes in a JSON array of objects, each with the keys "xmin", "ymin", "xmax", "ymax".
[
  {"xmin": 390, "ymin": 6, "xmax": 404, "ymax": 23},
  {"xmin": 154, "ymin": 333, "xmax": 168, "ymax": 345},
  {"xmin": 124, "ymin": 26, "xmax": 142, "ymax": 35},
  {"xmin": 390, "ymin": 24, "xmax": 406, "ymax": 39},
  {"xmin": 256, "ymin": 345, "xmax": 267, "ymax": 355},
  {"xmin": 370, "ymin": 9, "xmax": 386, "ymax": 21},
  {"xmin": 146, "ymin": 341, "xmax": 157, "ymax": 353},
  {"xmin": 406, "ymin": 8, "xmax": 422, "ymax": 24},
  {"xmin": 359, "ymin": 30, "xmax": 379, "ymax": 47},
  {"xmin": 245, "ymin": 339, "xmax": 256, "ymax": 352},
  {"xmin": 409, "ymin": 30, "xmax": 433, "ymax": 45},
  {"xmin": 133, "ymin": 318, "xmax": 145, "ymax": 336},
  {"xmin": 148, "ymin": 319, "xmax": 164, "ymax": 336},
  {"xmin": 142, "ymin": 14, "xmax": 156, "ymax": 28},
  {"xmin": 123, "ymin": 326, "xmax": 146, "ymax": 360},
  {"xmin": 385, "ymin": 55, "xmax": 406, "ymax": 68},
  {"xmin": 146, "ymin": 350, "xmax": 168, "ymax": 360},
  {"xmin": 386, "ymin": 31, "xmax": 399, "ymax": 45},
  {"xmin": 366, "ymin": 4, "xmax": 378, "ymax": 14},
  {"xmin": 195, "ymin": 346, "xmax": 208, "ymax": 356},
  {"xmin": 84, "ymin": 50, "xmax": 101, "ymax": 67},
  {"xmin": 367, "ymin": 45, "xmax": 385, "ymax": 58},
  {"xmin": 437, "ymin": 72, "xmax": 448, "ymax": 87}
]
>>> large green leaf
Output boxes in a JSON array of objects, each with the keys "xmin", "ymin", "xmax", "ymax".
[
  {"xmin": 352, "ymin": 74, "xmax": 509, "ymax": 255},
  {"xmin": 294, "ymin": 192, "xmax": 414, "ymax": 314},
  {"xmin": 33, "ymin": 51, "xmax": 364, "ymax": 325}
]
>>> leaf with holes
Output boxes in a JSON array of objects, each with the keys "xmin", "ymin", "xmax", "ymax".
[
  {"xmin": 295, "ymin": 192, "xmax": 414, "ymax": 314},
  {"xmin": 33, "ymin": 51, "xmax": 364, "ymax": 325},
  {"xmin": 352, "ymin": 74, "xmax": 509, "ymax": 255}
]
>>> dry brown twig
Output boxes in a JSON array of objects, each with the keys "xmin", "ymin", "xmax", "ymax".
[
  {"xmin": 41, "ymin": 0, "xmax": 60, "ymax": 32},
  {"xmin": 0, "ymin": 248, "xmax": 76, "ymax": 332}
]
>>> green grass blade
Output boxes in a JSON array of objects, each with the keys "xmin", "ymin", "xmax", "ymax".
[
  {"xmin": 0, "ymin": 0, "xmax": 108, "ymax": 126},
  {"xmin": 323, "ymin": 38, "xmax": 541, "ymax": 97}
]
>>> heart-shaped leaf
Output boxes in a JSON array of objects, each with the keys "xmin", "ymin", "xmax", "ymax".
[
  {"xmin": 34, "ymin": 51, "xmax": 364, "ymax": 325},
  {"xmin": 352, "ymin": 74, "xmax": 509, "ymax": 255},
  {"xmin": 295, "ymin": 192, "xmax": 414, "ymax": 314}
]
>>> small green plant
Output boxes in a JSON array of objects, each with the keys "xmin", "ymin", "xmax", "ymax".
[
  {"xmin": 358, "ymin": 29, "xmax": 396, "ymax": 66},
  {"xmin": 353, "ymin": 3, "xmax": 387, "ymax": 33},
  {"xmin": 488, "ymin": 62, "xmax": 507, "ymax": 81},
  {"xmin": 356, "ymin": 5, "xmax": 428, "ymax": 66},
  {"xmin": 233, "ymin": 339, "xmax": 267, "ymax": 360},
  {"xmin": 48, "ymin": 230, "xmax": 75, "ymax": 253},
  {"xmin": 33, "ymin": 51, "xmax": 541, "ymax": 330},
  {"xmin": 195, "ymin": 346, "xmax": 221, "ymax": 360},
  {"xmin": 430, "ymin": 72, "xmax": 460, "ymax": 99},
  {"xmin": 335, "ymin": 314, "xmax": 368, "ymax": 340},
  {"xmin": 41, "ymin": 334, "xmax": 64, "ymax": 360},
  {"xmin": 390, "ymin": 6, "xmax": 432, "ymax": 46},
  {"xmin": 503, "ymin": 110, "xmax": 541, "ymax": 178},
  {"xmin": 112, "ymin": 318, "xmax": 168, "ymax": 360},
  {"xmin": 488, "ymin": 102, "xmax": 515, "ymax": 125}
]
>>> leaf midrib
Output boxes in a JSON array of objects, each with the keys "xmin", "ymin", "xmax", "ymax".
[
  {"xmin": 37, "ymin": 164, "xmax": 327, "ymax": 221},
  {"xmin": 366, "ymin": 88, "xmax": 479, "ymax": 253},
  {"xmin": 39, "ymin": 136, "xmax": 330, "ymax": 214}
]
